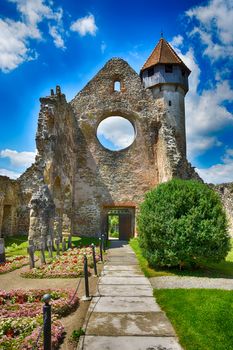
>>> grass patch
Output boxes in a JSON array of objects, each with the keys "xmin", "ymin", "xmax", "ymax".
[
  {"xmin": 129, "ymin": 238, "xmax": 172, "ymax": 277},
  {"xmin": 154, "ymin": 289, "xmax": 233, "ymax": 350},
  {"xmin": 130, "ymin": 237, "xmax": 233, "ymax": 278},
  {"xmin": 5, "ymin": 235, "xmax": 100, "ymax": 257}
]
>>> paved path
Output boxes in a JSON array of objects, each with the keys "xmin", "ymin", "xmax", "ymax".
[
  {"xmin": 77, "ymin": 241, "xmax": 182, "ymax": 350},
  {"xmin": 150, "ymin": 276, "xmax": 233, "ymax": 290}
]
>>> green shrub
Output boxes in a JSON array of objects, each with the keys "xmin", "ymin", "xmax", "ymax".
[{"xmin": 138, "ymin": 179, "xmax": 230, "ymax": 268}]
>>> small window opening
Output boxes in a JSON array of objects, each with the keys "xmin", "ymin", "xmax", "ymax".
[
  {"xmin": 165, "ymin": 64, "xmax": 173, "ymax": 73},
  {"xmin": 114, "ymin": 81, "xmax": 121, "ymax": 91},
  {"xmin": 148, "ymin": 67, "xmax": 154, "ymax": 77},
  {"xmin": 168, "ymin": 100, "xmax": 172, "ymax": 106},
  {"xmin": 182, "ymin": 69, "xmax": 185, "ymax": 77}
]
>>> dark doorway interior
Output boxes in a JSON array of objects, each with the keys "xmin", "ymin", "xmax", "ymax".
[{"xmin": 107, "ymin": 208, "xmax": 134, "ymax": 241}]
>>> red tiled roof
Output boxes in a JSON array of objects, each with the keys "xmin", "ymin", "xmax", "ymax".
[{"xmin": 141, "ymin": 38, "xmax": 191, "ymax": 73}]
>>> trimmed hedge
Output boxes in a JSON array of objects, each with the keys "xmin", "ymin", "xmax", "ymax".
[{"xmin": 138, "ymin": 179, "xmax": 230, "ymax": 268}]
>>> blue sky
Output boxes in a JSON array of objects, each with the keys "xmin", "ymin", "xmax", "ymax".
[{"xmin": 0, "ymin": 0, "xmax": 232, "ymax": 183}]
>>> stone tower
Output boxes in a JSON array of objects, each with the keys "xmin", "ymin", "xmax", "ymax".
[{"xmin": 140, "ymin": 38, "xmax": 190, "ymax": 156}]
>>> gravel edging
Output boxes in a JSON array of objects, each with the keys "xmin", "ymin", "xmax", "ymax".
[{"xmin": 150, "ymin": 276, "xmax": 233, "ymax": 290}]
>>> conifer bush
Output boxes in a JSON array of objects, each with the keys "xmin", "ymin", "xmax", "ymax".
[{"xmin": 138, "ymin": 179, "xmax": 230, "ymax": 268}]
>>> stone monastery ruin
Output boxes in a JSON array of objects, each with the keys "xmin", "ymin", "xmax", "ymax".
[{"xmin": 0, "ymin": 38, "xmax": 232, "ymax": 243}]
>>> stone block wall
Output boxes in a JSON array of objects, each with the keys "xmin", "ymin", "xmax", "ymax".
[{"xmin": 213, "ymin": 183, "xmax": 233, "ymax": 237}]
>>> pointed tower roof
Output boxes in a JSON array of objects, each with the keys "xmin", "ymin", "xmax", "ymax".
[{"xmin": 141, "ymin": 38, "xmax": 191, "ymax": 74}]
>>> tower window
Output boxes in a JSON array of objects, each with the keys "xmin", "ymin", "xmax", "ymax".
[
  {"xmin": 165, "ymin": 64, "xmax": 173, "ymax": 73},
  {"xmin": 147, "ymin": 67, "xmax": 154, "ymax": 77},
  {"xmin": 114, "ymin": 81, "xmax": 121, "ymax": 91},
  {"xmin": 182, "ymin": 69, "xmax": 185, "ymax": 77},
  {"xmin": 168, "ymin": 100, "xmax": 172, "ymax": 106}
]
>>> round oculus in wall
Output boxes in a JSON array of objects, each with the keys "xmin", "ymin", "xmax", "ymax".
[{"xmin": 96, "ymin": 116, "xmax": 135, "ymax": 151}]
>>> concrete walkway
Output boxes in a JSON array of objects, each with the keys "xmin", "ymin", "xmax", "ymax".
[{"xmin": 77, "ymin": 241, "xmax": 182, "ymax": 350}]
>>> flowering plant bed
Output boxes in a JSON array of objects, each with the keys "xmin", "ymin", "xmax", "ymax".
[
  {"xmin": 0, "ymin": 288, "xmax": 79, "ymax": 318},
  {"xmin": 0, "ymin": 256, "xmax": 29, "ymax": 274},
  {"xmin": 0, "ymin": 288, "xmax": 79, "ymax": 349},
  {"xmin": 21, "ymin": 246, "xmax": 100, "ymax": 278},
  {"xmin": 0, "ymin": 316, "xmax": 64, "ymax": 350}
]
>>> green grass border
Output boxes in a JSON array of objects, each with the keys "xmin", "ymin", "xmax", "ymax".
[{"xmin": 130, "ymin": 237, "xmax": 233, "ymax": 278}]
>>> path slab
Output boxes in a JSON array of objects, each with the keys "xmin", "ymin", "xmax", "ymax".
[
  {"xmin": 78, "ymin": 241, "xmax": 182, "ymax": 350},
  {"xmin": 107, "ymin": 260, "xmax": 138, "ymax": 266},
  {"xmin": 89, "ymin": 296, "xmax": 160, "ymax": 313},
  {"xmin": 99, "ymin": 276, "xmax": 151, "ymax": 285},
  {"xmin": 103, "ymin": 265, "xmax": 141, "ymax": 271},
  {"xmin": 86, "ymin": 312, "xmax": 175, "ymax": 336},
  {"xmin": 77, "ymin": 336, "xmax": 182, "ymax": 350},
  {"xmin": 96, "ymin": 284, "xmax": 153, "ymax": 297},
  {"xmin": 102, "ymin": 270, "xmax": 143, "ymax": 277}
]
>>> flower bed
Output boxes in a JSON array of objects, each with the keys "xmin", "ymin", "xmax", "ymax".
[
  {"xmin": 0, "ymin": 288, "xmax": 79, "ymax": 318},
  {"xmin": 21, "ymin": 246, "xmax": 100, "ymax": 278},
  {"xmin": 0, "ymin": 316, "xmax": 64, "ymax": 350},
  {"xmin": 0, "ymin": 256, "xmax": 29, "ymax": 274},
  {"xmin": 0, "ymin": 288, "xmax": 79, "ymax": 349}
]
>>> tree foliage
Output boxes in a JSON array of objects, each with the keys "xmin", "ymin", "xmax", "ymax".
[{"xmin": 137, "ymin": 179, "xmax": 230, "ymax": 268}]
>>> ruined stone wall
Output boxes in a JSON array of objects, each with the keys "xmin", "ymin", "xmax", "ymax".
[
  {"xmin": 213, "ymin": 183, "xmax": 233, "ymax": 237},
  {"xmin": 0, "ymin": 176, "xmax": 19, "ymax": 236},
  {"xmin": 70, "ymin": 58, "xmax": 195, "ymax": 236},
  {"xmin": 0, "ymin": 58, "xmax": 201, "ymax": 239},
  {"xmin": 30, "ymin": 87, "xmax": 77, "ymax": 240}
]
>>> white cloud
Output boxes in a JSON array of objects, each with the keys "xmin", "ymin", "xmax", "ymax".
[
  {"xmin": 186, "ymin": 0, "xmax": 233, "ymax": 61},
  {"xmin": 0, "ymin": 168, "xmax": 21, "ymax": 179},
  {"xmin": 170, "ymin": 35, "xmax": 183, "ymax": 47},
  {"xmin": 0, "ymin": 0, "xmax": 65, "ymax": 72},
  {"xmin": 197, "ymin": 149, "xmax": 233, "ymax": 184},
  {"xmin": 0, "ymin": 149, "xmax": 36, "ymax": 167},
  {"xmin": 0, "ymin": 19, "xmax": 35, "ymax": 72},
  {"xmin": 97, "ymin": 117, "xmax": 135, "ymax": 150},
  {"xmin": 70, "ymin": 14, "xmax": 97, "ymax": 37},
  {"xmin": 171, "ymin": 41, "xmax": 233, "ymax": 161},
  {"xmin": 49, "ymin": 25, "xmax": 65, "ymax": 49}
]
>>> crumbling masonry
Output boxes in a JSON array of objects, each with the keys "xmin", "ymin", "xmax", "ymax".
[{"xmin": 1, "ymin": 38, "xmax": 231, "ymax": 242}]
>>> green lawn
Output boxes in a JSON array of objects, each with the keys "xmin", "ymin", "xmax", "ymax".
[
  {"xmin": 4, "ymin": 235, "xmax": 100, "ymax": 257},
  {"xmin": 130, "ymin": 237, "xmax": 233, "ymax": 278},
  {"xmin": 154, "ymin": 289, "xmax": 233, "ymax": 350}
]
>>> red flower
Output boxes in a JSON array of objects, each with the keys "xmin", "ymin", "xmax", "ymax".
[{"xmin": 6, "ymin": 329, "xmax": 14, "ymax": 338}]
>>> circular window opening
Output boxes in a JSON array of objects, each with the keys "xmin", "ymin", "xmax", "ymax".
[{"xmin": 97, "ymin": 116, "xmax": 135, "ymax": 151}]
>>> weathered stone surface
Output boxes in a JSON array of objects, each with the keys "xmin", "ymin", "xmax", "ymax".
[
  {"xmin": 77, "ymin": 336, "xmax": 183, "ymax": 350},
  {"xmin": 89, "ymin": 296, "xmax": 160, "ymax": 313},
  {"xmin": 95, "ymin": 285, "xmax": 153, "ymax": 297},
  {"xmin": 86, "ymin": 312, "xmax": 175, "ymax": 336},
  {"xmin": 99, "ymin": 276, "xmax": 151, "ymax": 285},
  {"xmin": 0, "ymin": 51, "xmax": 212, "ymax": 239},
  {"xmin": 28, "ymin": 184, "xmax": 55, "ymax": 245}
]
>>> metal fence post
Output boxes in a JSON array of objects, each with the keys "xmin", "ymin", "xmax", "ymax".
[
  {"xmin": 91, "ymin": 243, "xmax": 98, "ymax": 276},
  {"xmin": 82, "ymin": 254, "xmax": 91, "ymax": 301},
  {"xmin": 55, "ymin": 238, "xmax": 60, "ymax": 256},
  {"xmin": 0, "ymin": 238, "xmax": 6, "ymax": 264},
  {"xmin": 62, "ymin": 238, "xmax": 66, "ymax": 252},
  {"xmin": 68, "ymin": 235, "xmax": 72, "ymax": 249},
  {"xmin": 101, "ymin": 234, "xmax": 106, "ymax": 252},
  {"xmin": 42, "ymin": 294, "xmax": 51, "ymax": 350},
  {"xmin": 47, "ymin": 238, "xmax": 53, "ymax": 259},
  {"xmin": 99, "ymin": 237, "xmax": 103, "ymax": 262}
]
